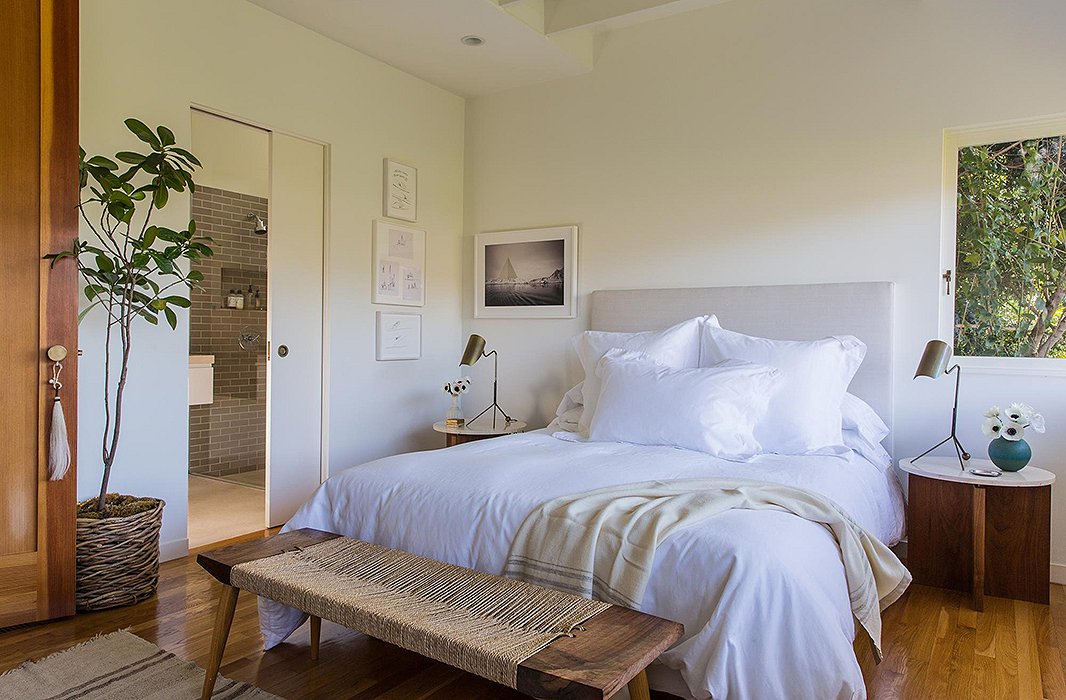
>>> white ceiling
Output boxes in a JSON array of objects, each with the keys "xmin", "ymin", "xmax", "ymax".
[{"xmin": 247, "ymin": 0, "xmax": 733, "ymax": 97}]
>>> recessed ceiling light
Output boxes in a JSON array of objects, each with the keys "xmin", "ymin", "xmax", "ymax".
[{"xmin": 461, "ymin": 35, "xmax": 485, "ymax": 47}]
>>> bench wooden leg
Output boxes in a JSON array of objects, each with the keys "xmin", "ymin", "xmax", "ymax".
[
  {"xmin": 627, "ymin": 670, "xmax": 650, "ymax": 700},
  {"xmin": 310, "ymin": 615, "xmax": 321, "ymax": 661},
  {"xmin": 202, "ymin": 585, "xmax": 240, "ymax": 700}
]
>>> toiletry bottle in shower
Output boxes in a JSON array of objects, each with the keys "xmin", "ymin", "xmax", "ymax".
[
  {"xmin": 252, "ymin": 289, "xmax": 262, "ymax": 310},
  {"xmin": 225, "ymin": 289, "xmax": 237, "ymax": 308}
]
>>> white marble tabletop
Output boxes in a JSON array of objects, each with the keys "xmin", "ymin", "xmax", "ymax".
[{"xmin": 899, "ymin": 456, "xmax": 1055, "ymax": 487}]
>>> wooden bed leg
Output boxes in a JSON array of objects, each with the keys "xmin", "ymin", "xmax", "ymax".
[
  {"xmin": 310, "ymin": 615, "xmax": 321, "ymax": 661},
  {"xmin": 627, "ymin": 670, "xmax": 651, "ymax": 700},
  {"xmin": 202, "ymin": 585, "xmax": 240, "ymax": 700}
]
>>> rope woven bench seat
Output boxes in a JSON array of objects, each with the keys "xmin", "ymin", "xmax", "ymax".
[
  {"xmin": 197, "ymin": 528, "xmax": 684, "ymax": 700},
  {"xmin": 230, "ymin": 536, "xmax": 611, "ymax": 688}
]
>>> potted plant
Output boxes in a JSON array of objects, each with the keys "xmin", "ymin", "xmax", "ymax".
[{"xmin": 46, "ymin": 119, "xmax": 212, "ymax": 610}]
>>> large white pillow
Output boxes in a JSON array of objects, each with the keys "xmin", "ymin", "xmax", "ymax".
[
  {"xmin": 575, "ymin": 317, "xmax": 706, "ymax": 436},
  {"xmin": 589, "ymin": 350, "xmax": 779, "ymax": 458},
  {"xmin": 841, "ymin": 393, "xmax": 891, "ymax": 470},
  {"xmin": 700, "ymin": 323, "xmax": 866, "ymax": 454}
]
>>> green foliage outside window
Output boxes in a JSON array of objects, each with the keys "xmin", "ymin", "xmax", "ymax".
[{"xmin": 955, "ymin": 135, "xmax": 1066, "ymax": 358}]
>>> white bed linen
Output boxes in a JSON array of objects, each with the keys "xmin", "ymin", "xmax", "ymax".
[{"xmin": 264, "ymin": 430, "xmax": 905, "ymax": 700}]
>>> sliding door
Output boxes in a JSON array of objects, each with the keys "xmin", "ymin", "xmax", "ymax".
[
  {"xmin": 266, "ymin": 133, "xmax": 326, "ymax": 527},
  {"xmin": 0, "ymin": 0, "xmax": 78, "ymax": 625}
]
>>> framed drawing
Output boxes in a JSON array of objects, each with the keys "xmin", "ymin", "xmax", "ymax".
[
  {"xmin": 373, "ymin": 220, "xmax": 425, "ymax": 307},
  {"xmin": 376, "ymin": 311, "xmax": 422, "ymax": 360},
  {"xmin": 383, "ymin": 158, "xmax": 417, "ymax": 222},
  {"xmin": 475, "ymin": 225, "xmax": 578, "ymax": 318}
]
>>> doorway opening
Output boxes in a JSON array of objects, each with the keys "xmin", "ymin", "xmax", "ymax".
[{"xmin": 187, "ymin": 109, "xmax": 270, "ymax": 548}]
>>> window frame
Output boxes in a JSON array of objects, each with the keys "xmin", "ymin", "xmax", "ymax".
[{"xmin": 939, "ymin": 113, "xmax": 1066, "ymax": 377}]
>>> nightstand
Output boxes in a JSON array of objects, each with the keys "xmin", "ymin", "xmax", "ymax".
[
  {"xmin": 433, "ymin": 419, "xmax": 527, "ymax": 448},
  {"xmin": 900, "ymin": 456, "xmax": 1055, "ymax": 610}
]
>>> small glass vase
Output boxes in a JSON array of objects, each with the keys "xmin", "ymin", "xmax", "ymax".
[
  {"xmin": 987, "ymin": 436, "xmax": 1031, "ymax": 472},
  {"xmin": 445, "ymin": 394, "xmax": 465, "ymax": 428}
]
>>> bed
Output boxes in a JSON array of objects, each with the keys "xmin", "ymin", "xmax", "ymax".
[{"xmin": 261, "ymin": 282, "xmax": 906, "ymax": 700}]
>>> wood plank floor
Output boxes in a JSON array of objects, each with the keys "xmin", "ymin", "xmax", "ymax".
[{"xmin": 1, "ymin": 530, "xmax": 1064, "ymax": 699}]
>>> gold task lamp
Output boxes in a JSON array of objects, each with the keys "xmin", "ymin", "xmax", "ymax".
[
  {"xmin": 913, "ymin": 339, "xmax": 971, "ymax": 470},
  {"xmin": 460, "ymin": 334, "xmax": 515, "ymax": 429}
]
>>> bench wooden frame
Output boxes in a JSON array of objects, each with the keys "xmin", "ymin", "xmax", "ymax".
[{"xmin": 197, "ymin": 529, "xmax": 684, "ymax": 700}]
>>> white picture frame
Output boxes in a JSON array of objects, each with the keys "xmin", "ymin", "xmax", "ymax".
[
  {"xmin": 376, "ymin": 311, "xmax": 422, "ymax": 361},
  {"xmin": 373, "ymin": 220, "xmax": 425, "ymax": 307},
  {"xmin": 475, "ymin": 225, "xmax": 578, "ymax": 319},
  {"xmin": 383, "ymin": 158, "xmax": 417, "ymax": 222}
]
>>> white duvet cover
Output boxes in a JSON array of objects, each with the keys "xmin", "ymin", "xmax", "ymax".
[{"xmin": 264, "ymin": 430, "xmax": 905, "ymax": 700}]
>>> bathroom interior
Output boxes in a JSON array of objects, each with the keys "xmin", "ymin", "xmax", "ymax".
[{"xmin": 187, "ymin": 109, "xmax": 270, "ymax": 548}]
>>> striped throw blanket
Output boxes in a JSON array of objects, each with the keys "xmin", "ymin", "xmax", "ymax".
[{"xmin": 503, "ymin": 478, "xmax": 910, "ymax": 660}]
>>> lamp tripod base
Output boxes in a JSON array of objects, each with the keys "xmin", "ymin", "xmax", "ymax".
[
  {"xmin": 913, "ymin": 434, "xmax": 971, "ymax": 471},
  {"xmin": 469, "ymin": 402, "xmax": 515, "ymax": 430}
]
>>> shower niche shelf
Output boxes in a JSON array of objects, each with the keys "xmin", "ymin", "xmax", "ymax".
[{"xmin": 220, "ymin": 266, "xmax": 267, "ymax": 312}]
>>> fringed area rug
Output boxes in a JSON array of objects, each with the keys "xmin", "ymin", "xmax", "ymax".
[{"xmin": 0, "ymin": 630, "xmax": 280, "ymax": 699}]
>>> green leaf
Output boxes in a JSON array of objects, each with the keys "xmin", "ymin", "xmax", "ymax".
[
  {"xmin": 164, "ymin": 306, "xmax": 177, "ymax": 330},
  {"xmin": 150, "ymin": 298, "xmax": 167, "ymax": 311},
  {"xmin": 153, "ymin": 185, "xmax": 169, "ymax": 209},
  {"xmin": 86, "ymin": 155, "xmax": 118, "ymax": 170},
  {"xmin": 125, "ymin": 118, "xmax": 161, "ymax": 149},
  {"xmin": 115, "ymin": 151, "xmax": 144, "ymax": 164},
  {"xmin": 170, "ymin": 147, "xmax": 202, "ymax": 167},
  {"xmin": 165, "ymin": 295, "xmax": 191, "ymax": 308},
  {"xmin": 156, "ymin": 125, "xmax": 176, "ymax": 147},
  {"xmin": 94, "ymin": 254, "xmax": 114, "ymax": 272}
]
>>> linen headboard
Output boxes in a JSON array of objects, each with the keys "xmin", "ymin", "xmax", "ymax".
[{"xmin": 590, "ymin": 282, "xmax": 895, "ymax": 434}]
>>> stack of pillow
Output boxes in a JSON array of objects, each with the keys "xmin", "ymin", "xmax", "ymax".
[{"xmin": 551, "ymin": 316, "xmax": 891, "ymax": 468}]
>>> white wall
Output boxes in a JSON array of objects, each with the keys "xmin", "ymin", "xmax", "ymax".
[
  {"xmin": 190, "ymin": 110, "xmax": 270, "ymax": 197},
  {"xmin": 464, "ymin": 0, "xmax": 1066, "ymax": 569},
  {"xmin": 80, "ymin": 0, "xmax": 465, "ymax": 559}
]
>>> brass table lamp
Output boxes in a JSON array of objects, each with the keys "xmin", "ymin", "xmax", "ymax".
[
  {"xmin": 460, "ymin": 334, "xmax": 514, "ymax": 429},
  {"xmin": 913, "ymin": 339, "xmax": 970, "ymax": 470}
]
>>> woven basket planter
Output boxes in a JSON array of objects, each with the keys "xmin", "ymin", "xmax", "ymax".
[{"xmin": 76, "ymin": 497, "xmax": 165, "ymax": 611}]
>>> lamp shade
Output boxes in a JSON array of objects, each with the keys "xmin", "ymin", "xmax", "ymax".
[
  {"xmin": 914, "ymin": 339, "xmax": 952, "ymax": 379},
  {"xmin": 460, "ymin": 334, "xmax": 487, "ymax": 366}
]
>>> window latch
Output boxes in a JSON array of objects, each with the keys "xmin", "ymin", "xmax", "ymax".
[{"xmin": 943, "ymin": 269, "xmax": 952, "ymax": 296}]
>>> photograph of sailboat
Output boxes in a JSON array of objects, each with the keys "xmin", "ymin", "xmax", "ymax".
[
  {"xmin": 475, "ymin": 226, "xmax": 577, "ymax": 318},
  {"xmin": 484, "ymin": 239, "xmax": 565, "ymax": 307}
]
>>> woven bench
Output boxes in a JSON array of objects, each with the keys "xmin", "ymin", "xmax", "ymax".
[{"xmin": 198, "ymin": 529, "xmax": 683, "ymax": 700}]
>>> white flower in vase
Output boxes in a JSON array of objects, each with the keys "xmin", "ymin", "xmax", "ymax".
[
  {"xmin": 983, "ymin": 406, "xmax": 1002, "ymax": 419},
  {"xmin": 981, "ymin": 416, "xmax": 1003, "ymax": 438},
  {"xmin": 1006, "ymin": 402, "xmax": 1036, "ymax": 422},
  {"xmin": 1000, "ymin": 421, "xmax": 1026, "ymax": 441}
]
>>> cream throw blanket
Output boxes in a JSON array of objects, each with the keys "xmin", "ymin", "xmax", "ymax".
[{"xmin": 503, "ymin": 478, "xmax": 910, "ymax": 661}]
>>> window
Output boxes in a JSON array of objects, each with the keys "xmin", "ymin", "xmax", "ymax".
[{"xmin": 950, "ymin": 128, "xmax": 1066, "ymax": 360}]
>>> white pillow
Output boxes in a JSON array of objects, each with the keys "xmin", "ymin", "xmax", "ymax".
[
  {"xmin": 700, "ymin": 322, "xmax": 866, "ymax": 454},
  {"xmin": 589, "ymin": 350, "xmax": 779, "ymax": 458},
  {"xmin": 575, "ymin": 317, "xmax": 706, "ymax": 436},
  {"xmin": 841, "ymin": 392, "xmax": 889, "ymax": 444},
  {"xmin": 841, "ymin": 393, "xmax": 891, "ymax": 470}
]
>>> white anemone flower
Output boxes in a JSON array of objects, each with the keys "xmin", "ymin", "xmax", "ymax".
[
  {"xmin": 981, "ymin": 416, "xmax": 1003, "ymax": 438},
  {"xmin": 1029, "ymin": 412, "xmax": 1046, "ymax": 433},
  {"xmin": 1006, "ymin": 402, "xmax": 1035, "ymax": 422},
  {"xmin": 984, "ymin": 406, "xmax": 1002, "ymax": 419},
  {"xmin": 1000, "ymin": 421, "xmax": 1026, "ymax": 441}
]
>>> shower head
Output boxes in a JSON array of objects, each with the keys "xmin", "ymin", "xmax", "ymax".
[{"xmin": 247, "ymin": 213, "xmax": 267, "ymax": 235}]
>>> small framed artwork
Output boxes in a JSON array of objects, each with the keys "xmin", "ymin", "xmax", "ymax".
[
  {"xmin": 376, "ymin": 311, "xmax": 422, "ymax": 360},
  {"xmin": 373, "ymin": 220, "xmax": 425, "ymax": 307},
  {"xmin": 383, "ymin": 158, "xmax": 417, "ymax": 222},
  {"xmin": 475, "ymin": 225, "xmax": 578, "ymax": 318}
]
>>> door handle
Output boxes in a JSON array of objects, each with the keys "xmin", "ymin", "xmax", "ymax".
[{"xmin": 277, "ymin": 344, "xmax": 289, "ymax": 358}]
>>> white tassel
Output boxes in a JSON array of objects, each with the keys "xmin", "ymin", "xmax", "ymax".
[{"xmin": 48, "ymin": 396, "xmax": 70, "ymax": 481}]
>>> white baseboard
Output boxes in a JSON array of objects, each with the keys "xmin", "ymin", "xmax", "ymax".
[
  {"xmin": 1051, "ymin": 563, "xmax": 1066, "ymax": 585},
  {"xmin": 160, "ymin": 537, "xmax": 190, "ymax": 562}
]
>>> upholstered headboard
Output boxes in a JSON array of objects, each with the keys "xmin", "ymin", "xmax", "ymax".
[{"xmin": 589, "ymin": 282, "xmax": 895, "ymax": 436}]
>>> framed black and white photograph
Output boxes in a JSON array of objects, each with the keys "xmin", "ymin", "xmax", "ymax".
[
  {"xmin": 475, "ymin": 226, "xmax": 577, "ymax": 318},
  {"xmin": 375, "ymin": 311, "xmax": 422, "ymax": 361},
  {"xmin": 373, "ymin": 220, "xmax": 425, "ymax": 307},
  {"xmin": 383, "ymin": 158, "xmax": 417, "ymax": 222}
]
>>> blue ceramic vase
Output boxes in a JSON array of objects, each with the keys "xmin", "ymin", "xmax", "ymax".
[{"xmin": 987, "ymin": 437, "xmax": 1031, "ymax": 472}]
